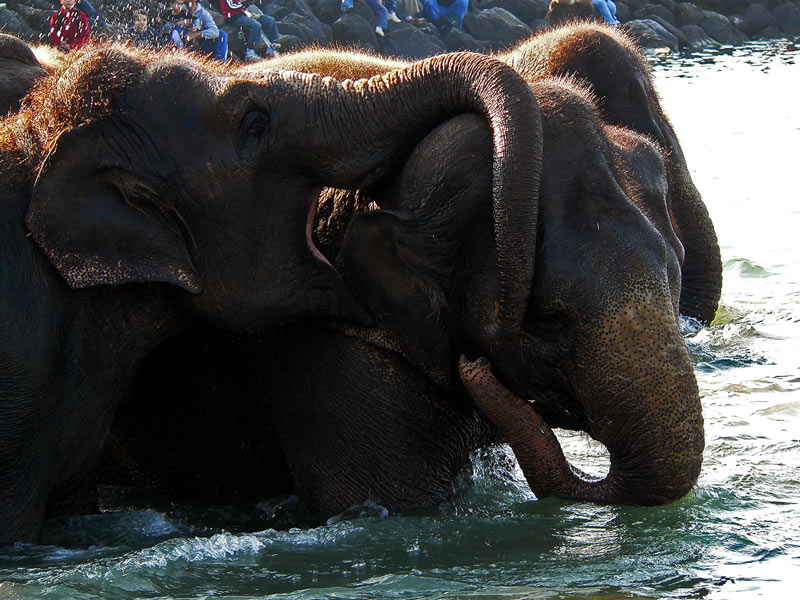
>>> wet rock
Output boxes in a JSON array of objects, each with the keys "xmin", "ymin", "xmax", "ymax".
[
  {"xmin": 463, "ymin": 7, "xmax": 532, "ymax": 50},
  {"xmin": 700, "ymin": 11, "xmax": 735, "ymax": 43},
  {"xmin": 625, "ymin": 18, "xmax": 679, "ymax": 50},
  {"xmin": 680, "ymin": 23, "xmax": 717, "ymax": 47}
]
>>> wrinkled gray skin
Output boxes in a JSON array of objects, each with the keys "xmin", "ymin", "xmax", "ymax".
[
  {"xmin": 0, "ymin": 33, "xmax": 46, "ymax": 115},
  {"xmin": 0, "ymin": 42, "xmax": 544, "ymax": 543},
  {"xmin": 107, "ymin": 74, "xmax": 716, "ymax": 519}
]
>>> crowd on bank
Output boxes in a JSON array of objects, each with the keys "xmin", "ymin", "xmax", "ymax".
[
  {"xmin": 13, "ymin": 0, "xmax": 800, "ymax": 63},
  {"xmin": 46, "ymin": 0, "xmax": 282, "ymax": 60}
]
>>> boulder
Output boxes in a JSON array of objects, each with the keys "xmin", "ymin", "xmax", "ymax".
[
  {"xmin": 735, "ymin": 4, "xmax": 779, "ymax": 37},
  {"xmin": 773, "ymin": 2, "xmax": 800, "ymax": 34},
  {"xmin": 700, "ymin": 11, "xmax": 735, "ymax": 43},
  {"xmin": 624, "ymin": 18, "xmax": 679, "ymax": 50},
  {"xmin": 0, "ymin": 6, "xmax": 37, "ymax": 41},
  {"xmin": 679, "ymin": 23, "xmax": 717, "ymax": 47},
  {"xmin": 675, "ymin": 2, "xmax": 704, "ymax": 26},
  {"xmin": 279, "ymin": 12, "xmax": 333, "ymax": 45},
  {"xmin": 444, "ymin": 25, "xmax": 489, "ymax": 52},
  {"xmin": 307, "ymin": 0, "xmax": 343, "ymax": 25},
  {"xmin": 380, "ymin": 23, "xmax": 446, "ymax": 59},
  {"xmin": 612, "ymin": 3, "xmax": 629, "ymax": 21},
  {"xmin": 621, "ymin": 0, "xmax": 649, "ymax": 11},
  {"xmin": 463, "ymin": 7, "xmax": 532, "ymax": 49},
  {"xmin": 15, "ymin": 4, "xmax": 50, "ymax": 32},
  {"xmin": 475, "ymin": 0, "xmax": 549, "ymax": 25},
  {"xmin": 331, "ymin": 13, "xmax": 377, "ymax": 48},
  {"xmin": 635, "ymin": 3, "xmax": 676, "ymax": 25}
]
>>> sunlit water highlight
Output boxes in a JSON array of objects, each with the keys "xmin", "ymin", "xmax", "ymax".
[{"xmin": 2, "ymin": 41, "xmax": 799, "ymax": 599}]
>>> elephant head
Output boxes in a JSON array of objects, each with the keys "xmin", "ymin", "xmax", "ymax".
[
  {"xmin": 0, "ymin": 33, "xmax": 46, "ymax": 115},
  {"xmin": 23, "ymin": 45, "xmax": 542, "ymax": 337},
  {"xmin": 501, "ymin": 23, "xmax": 722, "ymax": 325},
  {"xmin": 337, "ymin": 77, "xmax": 708, "ymax": 506}
]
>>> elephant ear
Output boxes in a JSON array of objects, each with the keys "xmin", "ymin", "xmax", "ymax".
[
  {"xmin": 25, "ymin": 123, "xmax": 201, "ymax": 293},
  {"xmin": 337, "ymin": 210, "xmax": 455, "ymax": 389}
]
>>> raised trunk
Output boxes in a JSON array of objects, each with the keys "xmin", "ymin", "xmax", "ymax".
[{"xmin": 270, "ymin": 53, "xmax": 543, "ymax": 342}]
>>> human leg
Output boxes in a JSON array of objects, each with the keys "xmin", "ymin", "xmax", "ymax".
[
  {"xmin": 365, "ymin": 0, "xmax": 389, "ymax": 29},
  {"xmin": 257, "ymin": 14, "xmax": 280, "ymax": 42}
]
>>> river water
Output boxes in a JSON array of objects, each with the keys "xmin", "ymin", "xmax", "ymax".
[{"xmin": 1, "ymin": 40, "xmax": 798, "ymax": 599}]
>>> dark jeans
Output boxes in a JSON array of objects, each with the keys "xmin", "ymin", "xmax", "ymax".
[{"xmin": 227, "ymin": 12, "xmax": 279, "ymax": 47}]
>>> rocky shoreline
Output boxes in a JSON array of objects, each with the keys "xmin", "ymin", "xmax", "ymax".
[{"xmin": 1, "ymin": 0, "xmax": 799, "ymax": 59}]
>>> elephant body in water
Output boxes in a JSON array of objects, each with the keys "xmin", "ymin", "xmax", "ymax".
[
  {"xmin": 110, "ymin": 52, "xmax": 718, "ymax": 518},
  {"xmin": 0, "ymin": 41, "xmax": 544, "ymax": 543}
]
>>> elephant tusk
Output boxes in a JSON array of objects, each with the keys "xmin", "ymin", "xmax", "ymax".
[{"xmin": 306, "ymin": 188, "xmax": 336, "ymax": 272}]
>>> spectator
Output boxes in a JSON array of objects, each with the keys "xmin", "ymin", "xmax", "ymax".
[
  {"xmin": 77, "ymin": 0, "xmax": 105, "ymax": 29},
  {"xmin": 127, "ymin": 9, "xmax": 162, "ymax": 48},
  {"xmin": 592, "ymin": 0, "xmax": 619, "ymax": 25},
  {"xmin": 219, "ymin": 0, "xmax": 279, "ymax": 61},
  {"xmin": 48, "ymin": 0, "xmax": 91, "ymax": 51},
  {"xmin": 184, "ymin": 0, "xmax": 227, "ymax": 60},
  {"xmin": 422, "ymin": 0, "xmax": 468, "ymax": 31},
  {"xmin": 160, "ymin": 0, "xmax": 190, "ymax": 49},
  {"xmin": 341, "ymin": 0, "xmax": 402, "ymax": 37}
]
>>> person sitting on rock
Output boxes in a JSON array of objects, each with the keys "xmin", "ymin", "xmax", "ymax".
[
  {"xmin": 546, "ymin": 0, "xmax": 596, "ymax": 28},
  {"xmin": 184, "ymin": 0, "xmax": 227, "ymax": 60},
  {"xmin": 422, "ymin": 0, "xmax": 468, "ymax": 32},
  {"xmin": 341, "ymin": 0, "xmax": 402, "ymax": 38},
  {"xmin": 592, "ymin": 0, "xmax": 620, "ymax": 25},
  {"xmin": 219, "ymin": 0, "xmax": 279, "ymax": 61},
  {"xmin": 48, "ymin": 0, "xmax": 91, "ymax": 51},
  {"xmin": 127, "ymin": 9, "xmax": 162, "ymax": 48},
  {"xmin": 160, "ymin": 0, "xmax": 191, "ymax": 49}
]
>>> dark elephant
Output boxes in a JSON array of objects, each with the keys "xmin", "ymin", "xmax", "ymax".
[
  {"xmin": 106, "ymin": 72, "xmax": 716, "ymax": 519},
  {"xmin": 0, "ymin": 33, "xmax": 46, "ymax": 115},
  {"xmin": 0, "ymin": 43, "xmax": 545, "ymax": 543},
  {"xmin": 266, "ymin": 22, "xmax": 722, "ymax": 325}
]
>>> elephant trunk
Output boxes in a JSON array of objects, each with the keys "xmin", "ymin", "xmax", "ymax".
[
  {"xmin": 274, "ymin": 53, "xmax": 543, "ymax": 341},
  {"xmin": 459, "ymin": 298, "xmax": 704, "ymax": 506}
]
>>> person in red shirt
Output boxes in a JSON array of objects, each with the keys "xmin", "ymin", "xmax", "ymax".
[{"xmin": 48, "ymin": 0, "xmax": 91, "ymax": 51}]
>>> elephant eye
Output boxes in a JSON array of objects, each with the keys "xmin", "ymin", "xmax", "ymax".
[
  {"xmin": 237, "ymin": 110, "xmax": 270, "ymax": 160},
  {"xmin": 242, "ymin": 110, "xmax": 269, "ymax": 137}
]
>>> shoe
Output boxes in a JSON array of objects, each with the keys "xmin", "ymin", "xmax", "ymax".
[
  {"xmin": 243, "ymin": 48, "xmax": 259, "ymax": 62},
  {"xmin": 387, "ymin": 12, "xmax": 401, "ymax": 23},
  {"xmin": 375, "ymin": 26, "xmax": 385, "ymax": 37}
]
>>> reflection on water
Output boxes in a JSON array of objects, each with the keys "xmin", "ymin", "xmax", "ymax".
[{"xmin": 2, "ymin": 41, "xmax": 800, "ymax": 599}]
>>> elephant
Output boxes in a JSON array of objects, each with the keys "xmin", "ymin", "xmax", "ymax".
[
  {"xmin": 0, "ymin": 33, "xmax": 46, "ymax": 115},
  {"xmin": 261, "ymin": 22, "xmax": 722, "ymax": 325},
  {"xmin": 104, "ymin": 71, "xmax": 716, "ymax": 519},
  {"xmin": 0, "ymin": 42, "xmax": 546, "ymax": 543}
]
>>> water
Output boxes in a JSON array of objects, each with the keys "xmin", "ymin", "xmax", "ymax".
[{"xmin": 2, "ymin": 41, "xmax": 799, "ymax": 598}]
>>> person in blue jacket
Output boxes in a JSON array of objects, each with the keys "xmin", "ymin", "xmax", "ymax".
[
  {"xmin": 592, "ymin": 0, "xmax": 620, "ymax": 25},
  {"xmin": 423, "ymin": 0, "xmax": 468, "ymax": 31}
]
